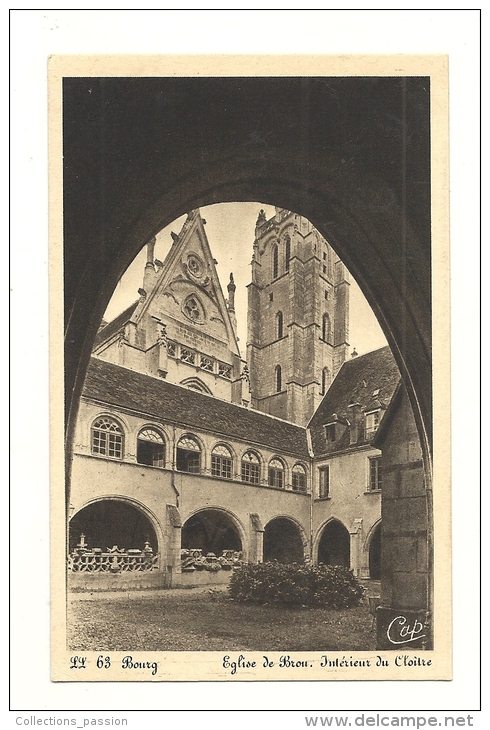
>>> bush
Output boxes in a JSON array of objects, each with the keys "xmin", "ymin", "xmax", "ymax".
[{"xmin": 228, "ymin": 562, "xmax": 364, "ymax": 609}]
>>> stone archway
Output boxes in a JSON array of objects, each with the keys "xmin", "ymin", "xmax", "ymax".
[
  {"xmin": 63, "ymin": 76, "xmax": 433, "ymax": 473},
  {"xmin": 317, "ymin": 519, "xmax": 350, "ymax": 568},
  {"xmin": 69, "ymin": 499, "xmax": 158, "ymax": 554},
  {"xmin": 182, "ymin": 509, "xmax": 242, "ymax": 557},
  {"xmin": 263, "ymin": 517, "xmax": 305, "ymax": 564},
  {"xmin": 368, "ymin": 522, "xmax": 382, "ymax": 580}
]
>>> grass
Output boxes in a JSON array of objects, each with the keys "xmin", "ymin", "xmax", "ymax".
[{"xmin": 68, "ymin": 587, "xmax": 376, "ymax": 652}]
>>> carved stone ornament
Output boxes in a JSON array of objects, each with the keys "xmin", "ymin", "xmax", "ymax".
[
  {"xmin": 182, "ymin": 295, "xmax": 205, "ymax": 324},
  {"xmin": 157, "ymin": 323, "xmax": 168, "ymax": 346}
]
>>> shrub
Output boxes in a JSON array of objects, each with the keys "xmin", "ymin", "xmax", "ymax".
[{"xmin": 228, "ymin": 561, "xmax": 364, "ymax": 609}]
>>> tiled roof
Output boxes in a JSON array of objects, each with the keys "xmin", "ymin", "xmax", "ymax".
[
  {"xmin": 308, "ymin": 346, "xmax": 400, "ymax": 456},
  {"xmin": 93, "ymin": 301, "xmax": 138, "ymax": 349},
  {"xmin": 83, "ymin": 357, "xmax": 310, "ymax": 458}
]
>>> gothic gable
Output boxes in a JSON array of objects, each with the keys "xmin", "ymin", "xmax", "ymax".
[{"xmin": 134, "ymin": 210, "xmax": 240, "ymax": 357}]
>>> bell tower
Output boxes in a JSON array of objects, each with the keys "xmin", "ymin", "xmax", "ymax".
[{"xmin": 247, "ymin": 207, "xmax": 349, "ymax": 426}]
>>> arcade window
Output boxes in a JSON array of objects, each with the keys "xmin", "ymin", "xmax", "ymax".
[
  {"xmin": 176, "ymin": 435, "xmax": 201, "ymax": 473},
  {"xmin": 211, "ymin": 444, "xmax": 233, "ymax": 479},
  {"xmin": 268, "ymin": 458, "xmax": 285, "ymax": 488},
  {"xmin": 91, "ymin": 417, "xmax": 124, "ymax": 459},
  {"xmin": 292, "ymin": 464, "xmax": 307, "ymax": 493},
  {"xmin": 241, "ymin": 451, "xmax": 260, "ymax": 484},
  {"xmin": 137, "ymin": 428, "xmax": 165, "ymax": 468}
]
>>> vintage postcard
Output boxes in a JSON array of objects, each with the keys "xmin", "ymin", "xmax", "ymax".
[{"xmin": 49, "ymin": 54, "xmax": 451, "ymax": 682}]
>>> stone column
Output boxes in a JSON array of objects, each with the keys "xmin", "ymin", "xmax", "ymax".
[
  {"xmin": 349, "ymin": 518, "xmax": 363, "ymax": 576},
  {"xmin": 166, "ymin": 504, "xmax": 182, "ymax": 587},
  {"xmin": 249, "ymin": 513, "xmax": 264, "ymax": 564}
]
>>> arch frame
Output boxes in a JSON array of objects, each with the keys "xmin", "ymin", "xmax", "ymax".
[
  {"xmin": 179, "ymin": 376, "xmax": 213, "ymax": 395},
  {"xmin": 69, "ymin": 494, "xmax": 166, "ymax": 564},
  {"xmin": 181, "ymin": 505, "xmax": 248, "ymax": 561},
  {"xmin": 263, "ymin": 514, "xmax": 310, "ymax": 558},
  {"xmin": 364, "ymin": 518, "xmax": 383, "ymax": 580},
  {"xmin": 313, "ymin": 516, "xmax": 350, "ymax": 565}
]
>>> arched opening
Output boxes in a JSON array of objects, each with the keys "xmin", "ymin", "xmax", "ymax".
[
  {"xmin": 322, "ymin": 313, "xmax": 331, "ymax": 343},
  {"xmin": 321, "ymin": 366, "xmax": 331, "ymax": 396},
  {"xmin": 176, "ymin": 434, "xmax": 201, "ymax": 473},
  {"xmin": 263, "ymin": 517, "xmax": 305, "ymax": 564},
  {"xmin": 91, "ymin": 416, "xmax": 124, "ymax": 459},
  {"xmin": 317, "ymin": 519, "xmax": 350, "ymax": 568},
  {"xmin": 275, "ymin": 365, "xmax": 282, "ymax": 393},
  {"xmin": 292, "ymin": 463, "xmax": 307, "ymax": 492},
  {"xmin": 182, "ymin": 509, "xmax": 242, "ymax": 556},
  {"xmin": 137, "ymin": 427, "xmax": 165, "ymax": 468},
  {"xmin": 368, "ymin": 522, "xmax": 382, "ymax": 580},
  {"xmin": 241, "ymin": 450, "xmax": 261, "ymax": 484},
  {"xmin": 64, "ymin": 77, "xmax": 433, "ymax": 474},
  {"xmin": 276, "ymin": 311, "xmax": 283, "ymax": 339},
  {"xmin": 62, "ymin": 76, "xmax": 434, "ymax": 633},
  {"xmin": 268, "ymin": 457, "xmax": 285, "ymax": 488},
  {"xmin": 69, "ymin": 499, "xmax": 158, "ymax": 554},
  {"xmin": 272, "ymin": 243, "xmax": 279, "ymax": 279},
  {"xmin": 211, "ymin": 443, "xmax": 233, "ymax": 479},
  {"xmin": 284, "ymin": 234, "xmax": 291, "ymax": 271}
]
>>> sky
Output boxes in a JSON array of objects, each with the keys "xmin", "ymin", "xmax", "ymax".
[{"xmin": 105, "ymin": 202, "xmax": 388, "ymax": 358}]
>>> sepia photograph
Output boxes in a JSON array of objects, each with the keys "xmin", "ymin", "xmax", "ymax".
[{"xmin": 49, "ymin": 55, "xmax": 451, "ymax": 682}]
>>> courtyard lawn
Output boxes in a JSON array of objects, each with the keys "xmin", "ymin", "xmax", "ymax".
[{"xmin": 68, "ymin": 587, "xmax": 376, "ymax": 652}]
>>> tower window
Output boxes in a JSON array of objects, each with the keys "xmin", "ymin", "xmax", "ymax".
[
  {"xmin": 176, "ymin": 435, "xmax": 201, "ymax": 473},
  {"xmin": 369, "ymin": 457, "xmax": 382, "ymax": 491},
  {"xmin": 211, "ymin": 444, "xmax": 233, "ymax": 479},
  {"xmin": 292, "ymin": 464, "xmax": 307, "ymax": 493},
  {"xmin": 321, "ymin": 367, "xmax": 330, "ymax": 395},
  {"xmin": 241, "ymin": 450, "xmax": 260, "ymax": 484},
  {"xmin": 322, "ymin": 313, "xmax": 331, "ymax": 343},
  {"xmin": 268, "ymin": 458, "xmax": 285, "ymax": 488},
  {"xmin": 272, "ymin": 243, "xmax": 279, "ymax": 279},
  {"xmin": 275, "ymin": 365, "xmax": 282, "ymax": 392},
  {"xmin": 276, "ymin": 311, "xmax": 283, "ymax": 339},
  {"xmin": 319, "ymin": 465, "xmax": 330, "ymax": 498},
  {"xmin": 137, "ymin": 428, "xmax": 165, "ymax": 468},
  {"xmin": 285, "ymin": 234, "xmax": 291, "ymax": 272},
  {"xmin": 91, "ymin": 417, "xmax": 124, "ymax": 459},
  {"xmin": 269, "ymin": 292, "xmax": 274, "ymax": 302}
]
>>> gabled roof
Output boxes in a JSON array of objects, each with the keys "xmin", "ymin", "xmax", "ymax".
[
  {"xmin": 93, "ymin": 301, "xmax": 138, "ymax": 349},
  {"xmin": 93, "ymin": 210, "xmax": 240, "ymax": 357},
  {"xmin": 308, "ymin": 345, "xmax": 400, "ymax": 456},
  {"xmin": 133, "ymin": 209, "xmax": 241, "ymax": 355},
  {"xmin": 83, "ymin": 358, "xmax": 310, "ymax": 459}
]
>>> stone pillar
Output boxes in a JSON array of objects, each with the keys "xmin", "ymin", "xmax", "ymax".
[
  {"xmin": 166, "ymin": 504, "xmax": 182, "ymax": 587},
  {"xmin": 249, "ymin": 513, "xmax": 264, "ymax": 564},
  {"xmin": 349, "ymin": 519, "xmax": 363, "ymax": 576}
]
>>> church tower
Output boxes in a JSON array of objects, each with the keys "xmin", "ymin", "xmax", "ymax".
[{"xmin": 247, "ymin": 207, "xmax": 349, "ymax": 426}]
